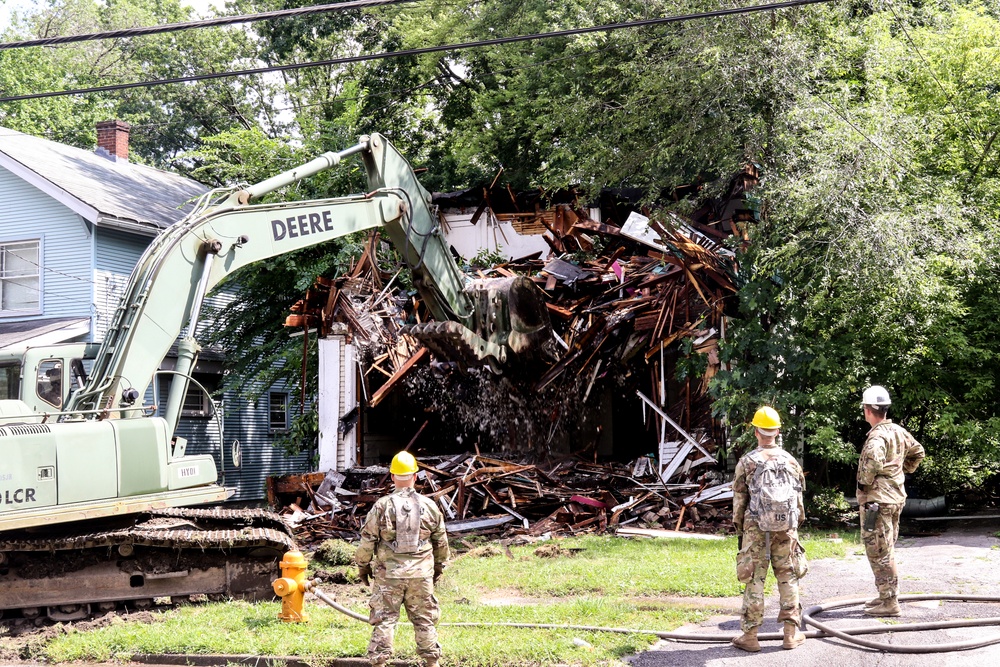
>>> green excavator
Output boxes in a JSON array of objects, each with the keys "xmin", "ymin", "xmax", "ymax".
[{"xmin": 0, "ymin": 133, "xmax": 549, "ymax": 622}]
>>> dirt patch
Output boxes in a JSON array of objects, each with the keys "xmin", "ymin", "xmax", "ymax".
[
  {"xmin": 467, "ymin": 545, "xmax": 503, "ymax": 558},
  {"xmin": 472, "ymin": 587, "xmax": 561, "ymax": 607},
  {"xmin": 534, "ymin": 544, "xmax": 577, "ymax": 558},
  {"xmin": 0, "ymin": 609, "xmax": 163, "ymax": 661}
]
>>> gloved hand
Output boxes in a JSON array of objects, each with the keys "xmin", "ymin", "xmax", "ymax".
[
  {"xmin": 358, "ymin": 563, "xmax": 372, "ymax": 587},
  {"xmin": 433, "ymin": 563, "xmax": 445, "ymax": 584}
]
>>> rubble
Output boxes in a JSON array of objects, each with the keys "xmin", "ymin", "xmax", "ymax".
[
  {"xmin": 269, "ymin": 452, "xmax": 737, "ymax": 547},
  {"xmin": 278, "ymin": 171, "xmax": 759, "ymax": 538}
]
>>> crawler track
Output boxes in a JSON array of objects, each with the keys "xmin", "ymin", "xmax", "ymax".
[{"xmin": 0, "ymin": 507, "xmax": 296, "ymax": 622}]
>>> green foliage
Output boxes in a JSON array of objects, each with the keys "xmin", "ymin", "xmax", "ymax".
[
  {"xmin": 0, "ymin": 0, "xmax": 277, "ymax": 167},
  {"xmin": 806, "ymin": 485, "xmax": 857, "ymax": 527},
  {"xmin": 312, "ymin": 539, "xmax": 356, "ymax": 567},
  {"xmin": 915, "ymin": 454, "xmax": 1000, "ymax": 498},
  {"xmin": 469, "ymin": 246, "xmax": 507, "ymax": 269},
  {"xmin": 706, "ymin": 1, "xmax": 1000, "ymax": 496},
  {"xmin": 273, "ymin": 405, "xmax": 319, "ymax": 458}
]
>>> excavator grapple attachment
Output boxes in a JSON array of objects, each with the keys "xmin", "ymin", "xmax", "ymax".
[{"xmin": 404, "ymin": 275, "xmax": 552, "ymax": 369}]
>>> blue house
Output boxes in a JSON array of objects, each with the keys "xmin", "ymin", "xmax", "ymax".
[{"xmin": 0, "ymin": 120, "xmax": 308, "ymax": 500}]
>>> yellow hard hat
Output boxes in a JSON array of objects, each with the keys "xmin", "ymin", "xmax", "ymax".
[
  {"xmin": 390, "ymin": 451, "xmax": 418, "ymax": 475},
  {"xmin": 751, "ymin": 406, "xmax": 781, "ymax": 430}
]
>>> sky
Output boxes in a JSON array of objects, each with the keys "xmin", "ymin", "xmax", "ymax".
[{"xmin": 1, "ymin": 0, "xmax": 216, "ymax": 31}]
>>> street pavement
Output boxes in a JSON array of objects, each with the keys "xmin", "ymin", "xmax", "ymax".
[{"xmin": 628, "ymin": 519, "xmax": 1000, "ymax": 666}]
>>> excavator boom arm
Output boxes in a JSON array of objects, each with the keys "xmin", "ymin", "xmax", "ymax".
[{"xmin": 67, "ymin": 134, "xmax": 475, "ymax": 425}]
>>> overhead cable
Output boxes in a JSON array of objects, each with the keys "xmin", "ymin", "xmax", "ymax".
[
  {"xmin": 0, "ymin": 0, "xmax": 837, "ymax": 103},
  {"xmin": 0, "ymin": 0, "xmax": 422, "ymax": 50}
]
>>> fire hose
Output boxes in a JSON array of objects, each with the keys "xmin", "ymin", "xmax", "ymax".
[{"xmin": 303, "ymin": 582, "xmax": 1000, "ymax": 653}]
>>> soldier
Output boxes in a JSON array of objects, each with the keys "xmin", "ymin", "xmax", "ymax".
[
  {"xmin": 857, "ymin": 385, "xmax": 925, "ymax": 617},
  {"xmin": 731, "ymin": 406, "xmax": 808, "ymax": 652},
  {"xmin": 355, "ymin": 451, "xmax": 451, "ymax": 667}
]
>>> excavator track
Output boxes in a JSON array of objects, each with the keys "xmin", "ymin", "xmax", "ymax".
[{"xmin": 0, "ymin": 508, "xmax": 296, "ymax": 622}]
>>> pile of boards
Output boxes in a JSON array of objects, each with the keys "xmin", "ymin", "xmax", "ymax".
[
  {"xmin": 286, "ymin": 210, "xmax": 741, "ymax": 456},
  {"xmin": 268, "ymin": 452, "xmax": 736, "ymax": 546}
]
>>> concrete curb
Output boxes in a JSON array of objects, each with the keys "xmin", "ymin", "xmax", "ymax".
[{"xmin": 130, "ymin": 655, "xmax": 414, "ymax": 667}]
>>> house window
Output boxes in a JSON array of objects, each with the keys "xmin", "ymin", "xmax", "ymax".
[
  {"xmin": 0, "ymin": 240, "xmax": 41, "ymax": 315},
  {"xmin": 269, "ymin": 392, "xmax": 289, "ymax": 431},
  {"xmin": 181, "ymin": 383, "xmax": 214, "ymax": 417},
  {"xmin": 157, "ymin": 373, "xmax": 218, "ymax": 418}
]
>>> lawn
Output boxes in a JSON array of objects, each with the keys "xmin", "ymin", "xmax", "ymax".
[{"xmin": 38, "ymin": 530, "xmax": 858, "ymax": 666}]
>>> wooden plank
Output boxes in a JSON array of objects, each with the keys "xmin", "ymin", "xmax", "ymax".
[
  {"xmin": 369, "ymin": 347, "xmax": 428, "ymax": 408},
  {"xmin": 635, "ymin": 390, "xmax": 713, "ymax": 459},
  {"xmin": 616, "ymin": 527, "xmax": 724, "ymax": 540}
]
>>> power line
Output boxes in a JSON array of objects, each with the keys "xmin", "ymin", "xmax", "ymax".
[
  {"xmin": 0, "ymin": 0, "xmax": 836, "ymax": 103},
  {"xmin": 121, "ymin": 22, "xmax": 703, "ymax": 136},
  {"xmin": 885, "ymin": 0, "xmax": 986, "ymax": 158},
  {"xmin": 0, "ymin": 0, "xmax": 422, "ymax": 50}
]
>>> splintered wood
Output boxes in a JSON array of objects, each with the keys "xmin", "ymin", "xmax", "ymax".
[
  {"xmin": 284, "ymin": 172, "xmax": 754, "ymax": 481},
  {"xmin": 270, "ymin": 452, "xmax": 736, "ymax": 545}
]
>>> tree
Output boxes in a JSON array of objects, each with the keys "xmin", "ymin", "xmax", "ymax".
[{"xmin": 0, "ymin": 0, "xmax": 279, "ymax": 168}]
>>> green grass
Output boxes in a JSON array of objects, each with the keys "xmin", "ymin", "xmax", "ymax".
[{"xmin": 41, "ymin": 531, "xmax": 858, "ymax": 666}]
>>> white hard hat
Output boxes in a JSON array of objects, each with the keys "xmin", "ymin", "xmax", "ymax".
[{"xmin": 861, "ymin": 385, "xmax": 892, "ymax": 407}]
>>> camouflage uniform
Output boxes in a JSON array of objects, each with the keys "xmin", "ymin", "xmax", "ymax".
[
  {"xmin": 732, "ymin": 447, "xmax": 807, "ymax": 633},
  {"xmin": 857, "ymin": 420, "xmax": 925, "ymax": 602},
  {"xmin": 355, "ymin": 486, "xmax": 450, "ymax": 666}
]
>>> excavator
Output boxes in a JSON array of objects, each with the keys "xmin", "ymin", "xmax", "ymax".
[{"xmin": 0, "ymin": 133, "xmax": 550, "ymax": 622}]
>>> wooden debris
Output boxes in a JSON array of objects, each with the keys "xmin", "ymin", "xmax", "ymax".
[{"xmin": 269, "ymin": 451, "xmax": 736, "ymax": 546}]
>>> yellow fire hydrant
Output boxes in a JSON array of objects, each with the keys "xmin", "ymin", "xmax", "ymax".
[{"xmin": 273, "ymin": 551, "xmax": 309, "ymax": 622}]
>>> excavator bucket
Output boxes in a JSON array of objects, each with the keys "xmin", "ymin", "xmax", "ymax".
[{"xmin": 405, "ymin": 276, "xmax": 552, "ymax": 370}]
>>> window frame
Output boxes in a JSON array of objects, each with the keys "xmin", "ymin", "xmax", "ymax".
[
  {"xmin": 0, "ymin": 238, "xmax": 42, "ymax": 317},
  {"xmin": 35, "ymin": 358, "xmax": 63, "ymax": 409},
  {"xmin": 155, "ymin": 373, "xmax": 219, "ymax": 419},
  {"xmin": 268, "ymin": 391, "xmax": 289, "ymax": 433},
  {"xmin": 180, "ymin": 382, "xmax": 215, "ymax": 418}
]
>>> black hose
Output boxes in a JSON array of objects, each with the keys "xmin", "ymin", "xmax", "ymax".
[
  {"xmin": 801, "ymin": 594, "xmax": 1000, "ymax": 653},
  {"xmin": 307, "ymin": 584, "xmax": 1000, "ymax": 653}
]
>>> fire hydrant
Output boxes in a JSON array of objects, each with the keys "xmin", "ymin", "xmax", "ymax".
[{"xmin": 273, "ymin": 551, "xmax": 309, "ymax": 622}]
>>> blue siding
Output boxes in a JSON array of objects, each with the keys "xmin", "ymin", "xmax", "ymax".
[
  {"xmin": 172, "ymin": 386, "xmax": 310, "ymax": 501},
  {"xmin": 94, "ymin": 228, "xmax": 149, "ymax": 274},
  {"xmin": 92, "ymin": 228, "xmax": 150, "ymax": 339},
  {"xmin": 0, "ymin": 168, "xmax": 93, "ymax": 321}
]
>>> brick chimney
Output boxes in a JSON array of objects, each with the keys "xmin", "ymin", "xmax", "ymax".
[{"xmin": 95, "ymin": 120, "xmax": 131, "ymax": 162}]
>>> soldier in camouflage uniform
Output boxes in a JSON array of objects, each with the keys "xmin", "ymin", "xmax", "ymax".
[
  {"xmin": 355, "ymin": 451, "xmax": 451, "ymax": 667},
  {"xmin": 731, "ymin": 406, "xmax": 808, "ymax": 653},
  {"xmin": 857, "ymin": 385, "xmax": 925, "ymax": 617}
]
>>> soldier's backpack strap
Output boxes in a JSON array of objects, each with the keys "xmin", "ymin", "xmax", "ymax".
[{"xmin": 389, "ymin": 492, "xmax": 427, "ymax": 554}]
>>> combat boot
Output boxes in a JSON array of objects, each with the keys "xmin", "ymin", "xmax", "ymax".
[
  {"xmin": 424, "ymin": 661, "xmax": 440, "ymax": 667},
  {"xmin": 863, "ymin": 597, "xmax": 881, "ymax": 609},
  {"xmin": 731, "ymin": 627, "xmax": 760, "ymax": 652},
  {"xmin": 782, "ymin": 622, "xmax": 806, "ymax": 649},
  {"xmin": 864, "ymin": 597, "xmax": 901, "ymax": 617}
]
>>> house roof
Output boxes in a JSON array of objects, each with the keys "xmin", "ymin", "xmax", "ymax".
[
  {"xmin": 0, "ymin": 126, "xmax": 209, "ymax": 234},
  {"xmin": 0, "ymin": 316, "xmax": 90, "ymax": 351}
]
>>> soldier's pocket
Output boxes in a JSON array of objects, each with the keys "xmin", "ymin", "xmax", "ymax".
[
  {"xmin": 736, "ymin": 545, "xmax": 754, "ymax": 584},
  {"xmin": 791, "ymin": 539, "xmax": 809, "ymax": 579}
]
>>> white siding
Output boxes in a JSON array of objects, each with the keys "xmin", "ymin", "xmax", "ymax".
[
  {"xmin": 442, "ymin": 210, "xmax": 550, "ymax": 262},
  {"xmin": 0, "ymin": 167, "xmax": 93, "ymax": 322}
]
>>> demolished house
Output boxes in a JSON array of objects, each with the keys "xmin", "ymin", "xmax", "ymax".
[{"xmin": 275, "ymin": 166, "xmax": 759, "ymax": 542}]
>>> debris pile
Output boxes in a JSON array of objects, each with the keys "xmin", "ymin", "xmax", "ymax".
[
  {"xmin": 268, "ymin": 452, "xmax": 736, "ymax": 546},
  {"xmin": 284, "ymin": 168, "xmax": 758, "ymax": 464}
]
